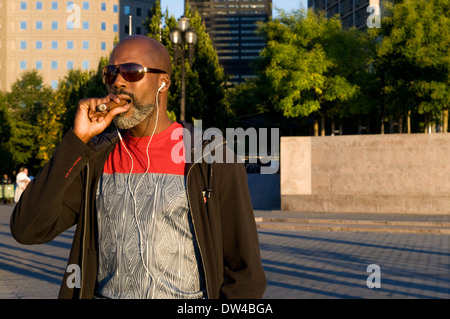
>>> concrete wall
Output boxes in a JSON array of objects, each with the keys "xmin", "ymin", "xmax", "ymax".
[{"xmin": 281, "ymin": 134, "xmax": 450, "ymax": 215}]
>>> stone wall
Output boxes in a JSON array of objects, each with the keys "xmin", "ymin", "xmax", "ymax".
[{"xmin": 281, "ymin": 134, "xmax": 450, "ymax": 215}]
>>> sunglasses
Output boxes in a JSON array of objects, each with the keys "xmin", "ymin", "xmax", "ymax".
[{"xmin": 102, "ymin": 63, "xmax": 166, "ymax": 85}]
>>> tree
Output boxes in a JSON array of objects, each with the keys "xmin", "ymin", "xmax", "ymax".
[
  {"xmin": 145, "ymin": 2, "xmax": 233, "ymax": 130},
  {"xmin": 59, "ymin": 57, "xmax": 109, "ymax": 133},
  {"xmin": 35, "ymin": 87, "xmax": 67, "ymax": 165},
  {"xmin": 254, "ymin": 9, "xmax": 370, "ymax": 136},
  {"xmin": 0, "ymin": 92, "xmax": 14, "ymax": 175},
  {"xmin": 374, "ymin": 0, "xmax": 450, "ymax": 133},
  {"xmin": 6, "ymin": 70, "xmax": 54, "ymax": 171}
]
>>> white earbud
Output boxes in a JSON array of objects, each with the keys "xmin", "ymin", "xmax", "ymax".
[{"xmin": 158, "ymin": 82, "xmax": 166, "ymax": 92}]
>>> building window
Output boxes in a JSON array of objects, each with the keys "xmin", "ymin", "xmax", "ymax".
[
  {"xmin": 36, "ymin": 21, "xmax": 42, "ymax": 30},
  {"xmin": 20, "ymin": 21, "xmax": 27, "ymax": 30},
  {"xmin": 136, "ymin": 27, "xmax": 141, "ymax": 35},
  {"xmin": 124, "ymin": 25, "xmax": 129, "ymax": 34},
  {"xmin": 66, "ymin": 41, "xmax": 74, "ymax": 49},
  {"xmin": 36, "ymin": 1, "xmax": 43, "ymax": 10},
  {"xmin": 83, "ymin": 1, "xmax": 89, "ymax": 10},
  {"xmin": 36, "ymin": 41, "xmax": 42, "ymax": 49},
  {"xmin": 82, "ymin": 61, "xmax": 89, "ymax": 70},
  {"xmin": 20, "ymin": 2, "xmax": 27, "ymax": 10},
  {"xmin": 101, "ymin": 2, "xmax": 106, "ymax": 11},
  {"xmin": 20, "ymin": 41, "xmax": 27, "ymax": 49},
  {"xmin": 51, "ymin": 61, "xmax": 58, "ymax": 69},
  {"xmin": 67, "ymin": 61, "xmax": 74, "ymax": 69},
  {"xmin": 51, "ymin": 81, "xmax": 58, "ymax": 90},
  {"xmin": 101, "ymin": 42, "xmax": 106, "ymax": 50},
  {"xmin": 124, "ymin": 5, "xmax": 130, "ymax": 15},
  {"xmin": 82, "ymin": 41, "xmax": 89, "ymax": 49},
  {"xmin": 83, "ymin": 21, "xmax": 89, "ymax": 30},
  {"xmin": 101, "ymin": 22, "xmax": 106, "ymax": 31},
  {"xmin": 113, "ymin": 4, "xmax": 118, "ymax": 13},
  {"xmin": 136, "ymin": 8, "xmax": 141, "ymax": 16},
  {"xmin": 113, "ymin": 24, "xmax": 118, "ymax": 32},
  {"xmin": 52, "ymin": 21, "xmax": 58, "ymax": 30},
  {"xmin": 36, "ymin": 61, "xmax": 42, "ymax": 69},
  {"xmin": 52, "ymin": 1, "xmax": 58, "ymax": 10},
  {"xmin": 20, "ymin": 61, "xmax": 27, "ymax": 70},
  {"xmin": 52, "ymin": 41, "xmax": 58, "ymax": 49}
]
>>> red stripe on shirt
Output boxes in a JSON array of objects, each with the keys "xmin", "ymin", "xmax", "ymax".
[{"xmin": 103, "ymin": 122, "xmax": 186, "ymax": 176}]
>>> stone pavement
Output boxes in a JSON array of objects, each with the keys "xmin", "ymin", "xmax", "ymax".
[{"xmin": 1, "ymin": 204, "xmax": 449, "ymax": 299}]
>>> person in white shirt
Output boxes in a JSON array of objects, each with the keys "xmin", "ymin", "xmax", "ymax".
[{"xmin": 14, "ymin": 167, "xmax": 30, "ymax": 203}]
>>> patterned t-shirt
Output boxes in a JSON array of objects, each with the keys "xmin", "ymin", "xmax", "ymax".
[{"xmin": 95, "ymin": 122, "xmax": 206, "ymax": 299}]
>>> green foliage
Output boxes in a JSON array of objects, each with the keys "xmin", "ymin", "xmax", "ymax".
[
  {"xmin": 59, "ymin": 57, "xmax": 109, "ymax": 132},
  {"xmin": 0, "ymin": 93, "xmax": 14, "ymax": 174},
  {"xmin": 249, "ymin": 8, "xmax": 371, "ymax": 123},
  {"xmin": 231, "ymin": 1, "xmax": 448, "ymax": 134},
  {"xmin": 5, "ymin": 70, "xmax": 54, "ymax": 171},
  {"xmin": 374, "ymin": 0, "xmax": 450, "ymax": 125},
  {"xmin": 145, "ymin": 2, "xmax": 232, "ymax": 131}
]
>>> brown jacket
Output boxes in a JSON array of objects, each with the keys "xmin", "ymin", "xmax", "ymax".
[{"xmin": 10, "ymin": 122, "xmax": 267, "ymax": 299}]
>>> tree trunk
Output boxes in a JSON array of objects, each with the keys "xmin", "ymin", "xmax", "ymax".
[
  {"xmin": 321, "ymin": 116, "xmax": 325, "ymax": 136},
  {"xmin": 443, "ymin": 109, "xmax": 448, "ymax": 133},
  {"xmin": 407, "ymin": 111, "xmax": 411, "ymax": 134},
  {"xmin": 314, "ymin": 119, "xmax": 319, "ymax": 136}
]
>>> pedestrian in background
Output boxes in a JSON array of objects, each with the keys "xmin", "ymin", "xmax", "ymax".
[{"xmin": 14, "ymin": 167, "xmax": 30, "ymax": 203}]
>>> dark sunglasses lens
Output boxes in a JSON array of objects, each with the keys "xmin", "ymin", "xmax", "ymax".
[
  {"xmin": 103, "ymin": 64, "xmax": 146, "ymax": 84},
  {"xmin": 120, "ymin": 63, "xmax": 145, "ymax": 82},
  {"xmin": 102, "ymin": 65, "xmax": 118, "ymax": 84}
]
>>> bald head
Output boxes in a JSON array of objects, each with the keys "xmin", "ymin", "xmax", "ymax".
[{"xmin": 111, "ymin": 35, "xmax": 172, "ymax": 76}]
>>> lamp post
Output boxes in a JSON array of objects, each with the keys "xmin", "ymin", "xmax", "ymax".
[{"xmin": 170, "ymin": 16, "xmax": 197, "ymax": 122}]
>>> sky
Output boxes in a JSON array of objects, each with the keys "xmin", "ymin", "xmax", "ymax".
[{"xmin": 160, "ymin": 0, "xmax": 308, "ymax": 20}]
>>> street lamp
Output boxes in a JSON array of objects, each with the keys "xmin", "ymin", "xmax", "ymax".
[{"xmin": 170, "ymin": 15, "xmax": 197, "ymax": 122}]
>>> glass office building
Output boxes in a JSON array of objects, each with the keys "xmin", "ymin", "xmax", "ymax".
[
  {"xmin": 308, "ymin": 0, "xmax": 381, "ymax": 30},
  {"xmin": 188, "ymin": 0, "xmax": 272, "ymax": 85}
]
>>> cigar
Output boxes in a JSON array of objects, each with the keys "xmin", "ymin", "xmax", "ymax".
[{"xmin": 95, "ymin": 99, "xmax": 128, "ymax": 112}]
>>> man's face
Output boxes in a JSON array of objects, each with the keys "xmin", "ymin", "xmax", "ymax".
[{"xmin": 106, "ymin": 43, "xmax": 160, "ymax": 130}]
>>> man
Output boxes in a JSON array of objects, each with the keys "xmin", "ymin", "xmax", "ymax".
[
  {"xmin": 10, "ymin": 35, "xmax": 266, "ymax": 299},
  {"xmin": 14, "ymin": 167, "xmax": 30, "ymax": 203}
]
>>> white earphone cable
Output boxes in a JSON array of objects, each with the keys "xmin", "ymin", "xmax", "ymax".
[{"xmin": 117, "ymin": 84, "xmax": 163, "ymax": 285}]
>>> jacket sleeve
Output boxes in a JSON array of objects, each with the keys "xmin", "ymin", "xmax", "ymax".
[
  {"xmin": 10, "ymin": 129, "xmax": 98, "ymax": 245},
  {"xmin": 217, "ymin": 162, "xmax": 267, "ymax": 298}
]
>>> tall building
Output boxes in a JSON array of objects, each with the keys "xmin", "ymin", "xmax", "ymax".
[
  {"xmin": 188, "ymin": 0, "xmax": 272, "ymax": 85},
  {"xmin": 308, "ymin": 0, "xmax": 380, "ymax": 30},
  {"xmin": 0, "ymin": 0, "xmax": 155, "ymax": 92}
]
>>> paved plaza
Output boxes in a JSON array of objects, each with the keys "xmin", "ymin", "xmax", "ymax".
[{"xmin": 0, "ymin": 204, "xmax": 449, "ymax": 299}]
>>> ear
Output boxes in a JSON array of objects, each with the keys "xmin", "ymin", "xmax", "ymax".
[{"xmin": 159, "ymin": 74, "xmax": 171, "ymax": 93}]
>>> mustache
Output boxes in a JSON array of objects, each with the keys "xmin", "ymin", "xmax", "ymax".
[{"xmin": 112, "ymin": 90, "xmax": 135, "ymax": 102}]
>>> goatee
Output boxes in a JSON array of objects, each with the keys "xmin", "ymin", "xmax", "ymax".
[{"xmin": 114, "ymin": 100, "xmax": 156, "ymax": 130}]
